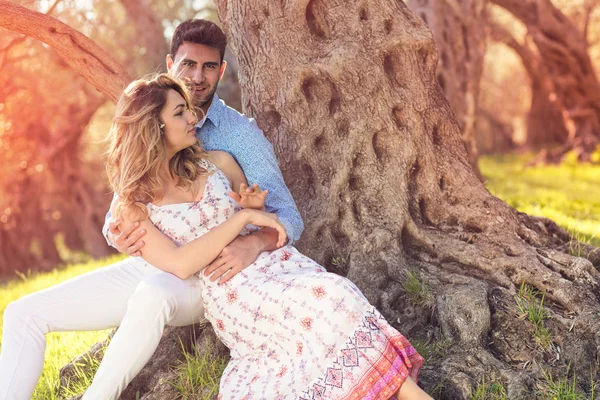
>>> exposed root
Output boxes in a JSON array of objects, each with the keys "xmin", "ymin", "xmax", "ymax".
[{"xmin": 398, "ymin": 210, "xmax": 600, "ymax": 317}]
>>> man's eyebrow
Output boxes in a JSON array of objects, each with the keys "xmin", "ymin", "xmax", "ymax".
[
  {"xmin": 181, "ymin": 58, "xmax": 196, "ymax": 64},
  {"xmin": 203, "ymin": 62, "xmax": 220, "ymax": 66},
  {"xmin": 173, "ymin": 103, "xmax": 185, "ymax": 112}
]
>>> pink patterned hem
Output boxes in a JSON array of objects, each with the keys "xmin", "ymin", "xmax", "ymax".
[{"xmin": 301, "ymin": 310, "xmax": 424, "ymax": 400}]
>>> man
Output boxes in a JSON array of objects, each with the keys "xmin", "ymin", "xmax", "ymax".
[
  {"xmin": 0, "ymin": 19, "xmax": 302, "ymax": 400},
  {"xmin": 105, "ymin": 19, "xmax": 303, "ymax": 282}
]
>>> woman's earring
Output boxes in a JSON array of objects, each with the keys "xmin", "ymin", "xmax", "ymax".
[{"xmin": 159, "ymin": 122, "xmax": 165, "ymax": 135}]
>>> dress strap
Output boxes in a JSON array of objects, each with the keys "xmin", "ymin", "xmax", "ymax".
[{"xmin": 198, "ymin": 157, "xmax": 217, "ymax": 172}]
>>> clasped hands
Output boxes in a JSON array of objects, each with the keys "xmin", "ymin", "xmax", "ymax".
[{"xmin": 203, "ymin": 183, "xmax": 284, "ymax": 284}]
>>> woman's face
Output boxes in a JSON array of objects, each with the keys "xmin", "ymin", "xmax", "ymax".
[{"xmin": 160, "ymin": 89, "xmax": 198, "ymax": 157}]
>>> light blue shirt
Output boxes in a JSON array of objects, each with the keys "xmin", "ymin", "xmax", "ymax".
[{"xmin": 103, "ymin": 95, "xmax": 304, "ymax": 245}]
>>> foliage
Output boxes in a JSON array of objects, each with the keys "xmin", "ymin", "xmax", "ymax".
[{"xmin": 58, "ymin": 349, "xmax": 105, "ymax": 399}]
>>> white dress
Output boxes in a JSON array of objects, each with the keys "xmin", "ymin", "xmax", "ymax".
[{"xmin": 146, "ymin": 161, "xmax": 423, "ymax": 400}]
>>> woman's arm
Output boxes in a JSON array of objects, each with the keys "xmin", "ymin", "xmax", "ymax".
[
  {"xmin": 113, "ymin": 201, "xmax": 286, "ymax": 280},
  {"xmin": 209, "ymin": 150, "xmax": 246, "ymax": 192}
]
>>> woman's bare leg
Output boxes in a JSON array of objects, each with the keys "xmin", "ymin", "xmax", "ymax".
[{"xmin": 394, "ymin": 377, "xmax": 433, "ymax": 400}]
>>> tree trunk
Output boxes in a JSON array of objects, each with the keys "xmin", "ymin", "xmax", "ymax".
[
  {"xmin": 407, "ymin": 0, "xmax": 487, "ymax": 179},
  {"xmin": 216, "ymin": 0, "xmax": 600, "ymax": 397},
  {"xmin": 44, "ymin": 96, "xmax": 113, "ymax": 259},
  {"xmin": 488, "ymin": 21, "xmax": 568, "ymax": 148},
  {"xmin": 474, "ymin": 108, "xmax": 515, "ymax": 154},
  {"xmin": 491, "ymin": 0, "xmax": 600, "ymax": 161}
]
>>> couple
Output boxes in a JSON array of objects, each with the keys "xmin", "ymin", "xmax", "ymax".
[{"xmin": 0, "ymin": 20, "xmax": 428, "ymax": 399}]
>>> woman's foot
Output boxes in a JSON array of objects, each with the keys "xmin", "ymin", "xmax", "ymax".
[{"xmin": 395, "ymin": 377, "xmax": 433, "ymax": 400}]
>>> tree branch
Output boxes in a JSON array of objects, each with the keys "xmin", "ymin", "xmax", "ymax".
[{"xmin": 0, "ymin": 1, "xmax": 130, "ymax": 102}]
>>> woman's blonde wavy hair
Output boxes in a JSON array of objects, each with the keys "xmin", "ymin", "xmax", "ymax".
[{"xmin": 106, "ymin": 73, "xmax": 209, "ymax": 221}]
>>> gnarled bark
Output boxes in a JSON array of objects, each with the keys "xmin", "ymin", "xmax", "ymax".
[
  {"xmin": 407, "ymin": 0, "xmax": 488, "ymax": 178},
  {"xmin": 215, "ymin": 0, "xmax": 600, "ymax": 397}
]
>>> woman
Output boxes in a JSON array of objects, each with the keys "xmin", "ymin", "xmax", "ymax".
[{"xmin": 106, "ymin": 74, "xmax": 428, "ymax": 399}]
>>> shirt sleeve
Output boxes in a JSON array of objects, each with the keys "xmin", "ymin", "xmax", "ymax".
[
  {"xmin": 102, "ymin": 193, "xmax": 119, "ymax": 248},
  {"xmin": 233, "ymin": 120, "xmax": 304, "ymax": 244}
]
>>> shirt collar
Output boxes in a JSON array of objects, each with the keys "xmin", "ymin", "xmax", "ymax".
[{"xmin": 202, "ymin": 94, "xmax": 223, "ymax": 129}]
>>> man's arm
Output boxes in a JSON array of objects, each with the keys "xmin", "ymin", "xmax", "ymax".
[
  {"xmin": 102, "ymin": 194, "xmax": 118, "ymax": 246},
  {"xmin": 203, "ymin": 119, "xmax": 303, "ymax": 283},
  {"xmin": 234, "ymin": 119, "xmax": 304, "ymax": 244},
  {"xmin": 103, "ymin": 193, "xmax": 146, "ymax": 256},
  {"xmin": 115, "ymin": 202, "xmax": 286, "ymax": 280}
]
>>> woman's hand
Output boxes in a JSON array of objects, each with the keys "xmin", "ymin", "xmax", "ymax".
[
  {"xmin": 239, "ymin": 209, "xmax": 287, "ymax": 247},
  {"xmin": 229, "ymin": 183, "xmax": 267, "ymax": 210}
]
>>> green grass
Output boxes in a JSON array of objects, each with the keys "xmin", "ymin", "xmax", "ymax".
[
  {"xmin": 168, "ymin": 340, "xmax": 229, "ymax": 400},
  {"xmin": 481, "ymin": 154, "xmax": 600, "ymax": 247},
  {"xmin": 536, "ymin": 366, "xmax": 585, "ymax": 400},
  {"xmin": 470, "ymin": 375, "xmax": 508, "ymax": 400},
  {"xmin": 412, "ymin": 334, "xmax": 452, "ymax": 364},
  {"xmin": 590, "ymin": 367, "xmax": 599, "ymax": 400},
  {"xmin": 58, "ymin": 349, "xmax": 105, "ymax": 399},
  {"xmin": 401, "ymin": 270, "xmax": 434, "ymax": 308},
  {"xmin": 0, "ymin": 255, "xmax": 124, "ymax": 400},
  {"xmin": 515, "ymin": 282, "xmax": 552, "ymax": 349}
]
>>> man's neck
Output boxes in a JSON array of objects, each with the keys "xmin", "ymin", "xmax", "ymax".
[{"xmin": 197, "ymin": 97, "xmax": 214, "ymax": 117}]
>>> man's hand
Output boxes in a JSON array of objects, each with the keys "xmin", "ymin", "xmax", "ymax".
[
  {"xmin": 108, "ymin": 220, "xmax": 147, "ymax": 257},
  {"xmin": 228, "ymin": 183, "xmax": 267, "ymax": 210},
  {"xmin": 204, "ymin": 227, "xmax": 281, "ymax": 284}
]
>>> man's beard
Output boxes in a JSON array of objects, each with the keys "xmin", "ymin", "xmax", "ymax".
[{"xmin": 192, "ymin": 84, "xmax": 218, "ymax": 109}]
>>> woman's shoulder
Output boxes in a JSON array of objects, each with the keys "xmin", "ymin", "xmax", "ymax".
[
  {"xmin": 205, "ymin": 150, "xmax": 244, "ymax": 187},
  {"xmin": 207, "ymin": 150, "xmax": 236, "ymax": 169}
]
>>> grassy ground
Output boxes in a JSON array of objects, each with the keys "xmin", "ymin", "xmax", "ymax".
[
  {"xmin": 0, "ymin": 154, "xmax": 598, "ymax": 398},
  {"xmin": 480, "ymin": 153, "xmax": 600, "ymax": 247},
  {"xmin": 0, "ymin": 255, "xmax": 124, "ymax": 400}
]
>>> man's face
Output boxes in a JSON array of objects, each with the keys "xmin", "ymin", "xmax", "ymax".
[{"xmin": 167, "ymin": 42, "xmax": 226, "ymax": 112}]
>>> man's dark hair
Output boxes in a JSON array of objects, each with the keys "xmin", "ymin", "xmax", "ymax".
[{"xmin": 170, "ymin": 19, "xmax": 227, "ymax": 63}]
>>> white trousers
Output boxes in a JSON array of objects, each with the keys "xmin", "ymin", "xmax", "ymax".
[{"xmin": 0, "ymin": 257, "xmax": 204, "ymax": 400}]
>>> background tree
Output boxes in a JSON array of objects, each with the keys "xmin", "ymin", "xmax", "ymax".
[
  {"xmin": 0, "ymin": 0, "xmax": 236, "ymax": 276},
  {"xmin": 407, "ymin": 0, "xmax": 488, "ymax": 178},
  {"xmin": 487, "ymin": 19, "xmax": 569, "ymax": 149},
  {"xmin": 1, "ymin": 0, "xmax": 600, "ymax": 398},
  {"xmin": 491, "ymin": 0, "xmax": 600, "ymax": 162}
]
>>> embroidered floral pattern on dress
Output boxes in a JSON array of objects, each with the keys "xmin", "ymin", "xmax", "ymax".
[{"xmin": 147, "ymin": 159, "xmax": 423, "ymax": 399}]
